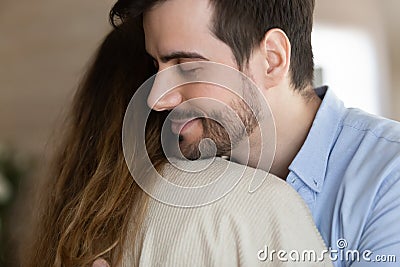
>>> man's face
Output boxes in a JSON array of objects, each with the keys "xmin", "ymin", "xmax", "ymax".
[{"xmin": 143, "ymin": 0, "xmax": 265, "ymax": 160}]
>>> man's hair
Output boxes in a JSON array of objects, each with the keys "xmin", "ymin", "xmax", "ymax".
[{"xmin": 110, "ymin": 0, "xmax": 315, "ymax": 91}]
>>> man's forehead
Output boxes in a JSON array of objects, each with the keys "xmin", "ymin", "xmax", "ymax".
[
  {"xmin": 143, "ymin": 0, "xmax": 213, "ymax": 57},
  {"xmin": 143, "ymin": 0, "xmax": 213, "ymax": 31},
  {"xmin": 144, "ymin": 0, "xmax": 212, "ymax": 14}
]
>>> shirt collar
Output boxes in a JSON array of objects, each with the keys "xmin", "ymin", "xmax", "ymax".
[{"xmin": 287, "ymin": 86, "xmax": 346, "ymax": 192}]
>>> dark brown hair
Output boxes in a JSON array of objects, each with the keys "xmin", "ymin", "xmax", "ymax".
[
  {"xmin": 110, "ymin": 0, "xmax": 315, "ymax": 91},
  {"xmin": 25, "ymin": 20, "xmax": 166, "ymax": 266}
]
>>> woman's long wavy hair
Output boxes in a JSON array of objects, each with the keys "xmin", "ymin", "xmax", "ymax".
[{"xmin": 24, "ymin": 19, "xmax": 166, "ymax": 266}]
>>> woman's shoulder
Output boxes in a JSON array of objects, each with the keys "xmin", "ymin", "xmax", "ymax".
[
  {"xmin": 130, "ymin": 158, "xmax": 331, "ymax": 266},
  {"xmin": 159, "ymin": 157, "xmax": 302, "ymax": 208}
]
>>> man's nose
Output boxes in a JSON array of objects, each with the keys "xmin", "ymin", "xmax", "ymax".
[
  {"xmin": 147, "ymin": 70, "xmax": 184, "ymax": 111},
  {"xmin": 148, "ymin": 90, "xmax": 184, "ymax": 111}
]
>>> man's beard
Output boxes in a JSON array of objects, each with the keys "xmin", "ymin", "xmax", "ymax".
[{"xmin": 174, "ymin": 97, "xmax": 260, "ymax": 160}]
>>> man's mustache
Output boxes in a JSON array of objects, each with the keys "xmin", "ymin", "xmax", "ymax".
[{"xmin": 167, "ymin": 108, "xmax": 205, "ymax": 121}]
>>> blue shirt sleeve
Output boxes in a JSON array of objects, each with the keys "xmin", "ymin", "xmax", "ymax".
[{"xmin": 350, "ymin": 173, "xmax": 400, "ymax": 266}]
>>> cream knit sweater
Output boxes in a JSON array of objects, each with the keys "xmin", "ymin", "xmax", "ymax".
[{"xmin": 121, "ymin": 158, "xmax": 333, "ymax": 266}]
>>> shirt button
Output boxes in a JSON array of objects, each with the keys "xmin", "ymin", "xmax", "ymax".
[{"xmin": 291, "ymin": 178, "xmax": 296, "ymax": 183}]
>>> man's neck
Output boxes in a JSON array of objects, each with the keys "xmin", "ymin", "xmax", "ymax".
[{"xmin": 269, "ymin": 87, "xmax": 321, "ymax": 179}]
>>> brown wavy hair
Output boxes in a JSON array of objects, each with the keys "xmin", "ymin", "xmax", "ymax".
[{"xmin": 24, "ymin": 20, "xmax": 166, "ymax": 266}]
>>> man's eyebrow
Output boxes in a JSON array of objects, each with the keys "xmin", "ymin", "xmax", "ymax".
[{"xmin": 159, "ymin": 51, "xmax": 209, "ymax": 63}]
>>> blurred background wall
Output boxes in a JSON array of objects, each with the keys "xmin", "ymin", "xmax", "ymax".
[
  {"xmin": 0, "ymin": 0, "xmax": 114, "ymax": 157},
  {"xmin": 0, "ymin": 0, "xmax": 114, "ymax": 265},
  {"xmin": 313, "ymin": 0, "xmax": 399, "ymax": 119},
  {"xmin": 0, "ymin": 0, "xmax": 399, "ymax": 265}
]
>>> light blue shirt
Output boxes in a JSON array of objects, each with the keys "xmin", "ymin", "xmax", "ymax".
[{"xmin": 287, "ymin": 86, "xmax": 400, "ymax": 266}]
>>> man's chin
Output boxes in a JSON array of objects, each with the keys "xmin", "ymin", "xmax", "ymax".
[
  {"xmin": 179, "ymin": 143, "xmax": 230, "ymax": 161},
  {"xmin": 179, "ymin": 143, "xmax": 201, "ymax": 160}
]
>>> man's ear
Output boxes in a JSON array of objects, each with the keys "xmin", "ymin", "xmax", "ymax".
[{"xmin": 260, "ymin": 29, "xmax": 291, "ymax": 88}]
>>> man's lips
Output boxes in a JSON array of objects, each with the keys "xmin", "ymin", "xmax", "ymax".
[{"xmin": 170, "ymin": 118, "xmax": 200, "ymax": 136}]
